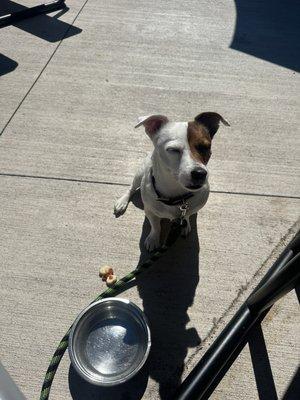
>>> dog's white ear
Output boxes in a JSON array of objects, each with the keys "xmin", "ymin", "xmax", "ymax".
[
  {"xmin": 194, "ymin": 112, "xmax": 230, "ymax": 138},
  {"xmin": 135, "ymin": 115, "xmax": 169, "ymax": 136}
]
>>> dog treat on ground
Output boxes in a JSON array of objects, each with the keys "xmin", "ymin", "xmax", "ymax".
[
  {"xmin": 99, "ymin": 265, "xmax": 113, "ymax": 278},
  {"xmin": 106, "ymin": 274, "xmax": 117, "ymax": 287}
]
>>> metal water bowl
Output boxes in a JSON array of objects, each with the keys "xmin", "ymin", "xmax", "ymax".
[{"xmin": 69, "ymin": 298, "xmax": 151, "ymax": 386}]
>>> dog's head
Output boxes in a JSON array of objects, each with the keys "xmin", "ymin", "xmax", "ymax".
[{"xmin": 135, "ymin": 112, "xmax": 229, "ymax": 191}]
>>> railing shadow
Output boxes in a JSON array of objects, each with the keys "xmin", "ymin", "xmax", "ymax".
[
  {"xmin": 1, "ymin": 1, "xmax": 82, "ymax": 42},
  {"xmin": 231, "ymin": 0, "xmax": 300, "ymax": 72},
  {"xmin": 244, "ymin": 284, "xmax": 300, "ymax": 400},
  {"xmin": 282, "ymin": 367, "xmax": 300, "ymax": 400},
  {"xmin": 282, "ymin": 285, "xmax": 300, "ymax": 400},
  {"xmin": 248, "ymin": 324, "xmax": 278, "ymax": 400},
  {"xmin": 0, "ymin": 53, "xmax": 18, "ymax": 76}
]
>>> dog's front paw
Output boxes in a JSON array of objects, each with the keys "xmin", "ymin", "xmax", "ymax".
[
  {"xmin": 144, "ymin": 232, "xmax": 160, "ymax": 252},
  {"xmin": 114, "ymin": 195, "xmax": 129, "ymax": 218},
  {"xmin": 181, "ymin": 218, "xmax": 191, "ymax": 238}
]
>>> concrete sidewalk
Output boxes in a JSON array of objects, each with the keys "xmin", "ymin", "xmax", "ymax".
[{"xmin": 0, "ymin": 1, "xmax": 299, "ymax": 399}]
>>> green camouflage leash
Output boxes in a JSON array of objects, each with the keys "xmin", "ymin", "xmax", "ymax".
[{"xmin": 40, "ymin": 217, "xmax": 186, "ymax": 400}]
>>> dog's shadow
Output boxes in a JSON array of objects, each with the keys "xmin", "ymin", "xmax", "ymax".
[
  {"xmin": 69, "ymin": 363, "xmax": 149, "ymax": 400},
  {"xmin": 68, "ymin": 190, "xmax": 201, "ymax": 400},
  {"xmin": 133, "ymin": 190, "xmax": 201, "ymax": 399}
]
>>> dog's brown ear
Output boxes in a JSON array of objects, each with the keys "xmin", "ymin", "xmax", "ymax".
[
  {"xmin": 194, "ymin": 112, "xmax": 230, "ymax": 138},
  {"xmin": 135, "ymin": 115, "xmax": 169, "ymax": 136}
]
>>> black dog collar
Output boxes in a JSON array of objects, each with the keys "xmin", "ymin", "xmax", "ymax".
[{"xmin": 151, "ymin": 170, "xmax": 194, "ymax": 206}]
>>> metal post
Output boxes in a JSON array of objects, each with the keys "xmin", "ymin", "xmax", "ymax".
[{"xmin": 0, "ymin": 361, "xmax": 26, "ymax": 400}]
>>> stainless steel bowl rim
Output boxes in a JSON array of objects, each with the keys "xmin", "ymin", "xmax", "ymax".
[{"xmin": 68, "ymin": 297, "xmax": 151, "ymax": 386}]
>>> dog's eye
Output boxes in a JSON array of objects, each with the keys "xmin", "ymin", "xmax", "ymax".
[
  {"xmin": 167, "ymin": 147, "xmax": 181, "ymax": 154},
  {"xmin": 196, "ymin": 144, "xmax": 211, "ymax": 153}
]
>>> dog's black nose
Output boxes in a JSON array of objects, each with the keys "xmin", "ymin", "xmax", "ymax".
[{"xmin": 191, "ymin": 168, "xmax": 207, "ymax": 182}]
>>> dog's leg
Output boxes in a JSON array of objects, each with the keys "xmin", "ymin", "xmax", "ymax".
[
  {"xmin": 144, "ymin": 209, "xmax": 161, "ymax": 251},
  {"xmin": 181, "ymin": 216, "xmax": 191, "ymax": 238},
  {"xmin": 114, "ymin": 170, "xmax": 142, "ymax": 218}
]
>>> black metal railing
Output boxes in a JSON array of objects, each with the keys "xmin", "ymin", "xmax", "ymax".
[{"xmin": 175, "ymin": 230, "xmax": 300, "ymax": 400}]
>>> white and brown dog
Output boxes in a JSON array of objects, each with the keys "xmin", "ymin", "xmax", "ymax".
[{"xmin": 114, "ymin": 112, "xmax": 229, "ymax": 251}]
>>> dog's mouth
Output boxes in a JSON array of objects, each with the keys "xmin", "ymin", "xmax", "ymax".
[{"xmin": 185, "ymin": 183, "xmax": 205, "ymax": 191}]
